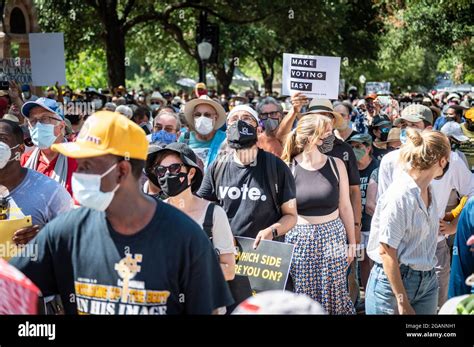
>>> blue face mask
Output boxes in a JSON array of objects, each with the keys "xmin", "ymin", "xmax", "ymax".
[
  {"xmin": 30, "ymin": 123, "xmax": 58, "ymax": 149},
  {"xmin": 151, "ymin": 130, "xmax": 177, "ymax": 145}
]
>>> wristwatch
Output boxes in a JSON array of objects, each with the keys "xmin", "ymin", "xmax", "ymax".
[{"xmin": 271, "ymin": 227, "xmax": 278, "ymax": 239}]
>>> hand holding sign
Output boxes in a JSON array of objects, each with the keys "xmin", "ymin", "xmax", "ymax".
[
  {"xmin": 253, "ymin": 227, "xmax": 274, "ymax": 249},
  {"xmin": 290, "ymin": 92, "xmax": 309, "ymax": 114}
]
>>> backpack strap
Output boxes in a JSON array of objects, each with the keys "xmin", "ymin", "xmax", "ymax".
[
  {"xmin": 183, "ymin": 131, "xmax": 190, "ymax": 145},
  {"xmin": 202, "ymin": 202, "xmax": 216, "ymax": 239},
  {"xmin": 265, "ymin": 152, "xmax": 281, "ymax": 214},
  {"xmin": 328, "ymin": 156, "xmax": 340, "ymax": 183}
]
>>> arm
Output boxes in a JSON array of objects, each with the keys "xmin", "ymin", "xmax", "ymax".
[
  {"xmin": 253, "ymin": 198, "xmax": 297, "ymax": 249},
  {"xmin": 350, "ymin": 185, "xmax": 362, "ymax": 245},
  {"xmin": 365, "ymin": 177, "xmax": 378, "ymax": 216},
  {"xmin": 219, "ymin": 254, "xmax": 236, "ymax": 281},
  {"xmin": 275, "ymin": 92, "xmax": 308, "ymax": 144},
  {"xmin": 335, "ymin": 158, "xmax": 356, "ymax": 264},
  {"xmin": 55, "ymin": 82, "xmax": 64, "ymax": 104},
  {"xmin": 8, "ymin": 81, "xmax": 25, "ymax": 124},
  {"xmin": 379, "ymin": 243, "xmax": 415, "ymax": 314}
]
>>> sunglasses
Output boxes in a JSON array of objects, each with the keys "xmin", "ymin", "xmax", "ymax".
[
  {"xmin": 259, "ymin": 111, "xmax": 281, "ymax": 120},
  {"xmin": 154, "ymin": 163, "xmax": 185, "ymax": 178}
]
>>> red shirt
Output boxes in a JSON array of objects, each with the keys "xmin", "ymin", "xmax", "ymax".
[{"xmin": 21, "ymin": 151, "xmax": 78, "ymax": 196}]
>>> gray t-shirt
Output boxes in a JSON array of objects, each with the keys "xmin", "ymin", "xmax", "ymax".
[{"xmin": 3, "ymin": 169, "xmax": 73, "ymax": 227}]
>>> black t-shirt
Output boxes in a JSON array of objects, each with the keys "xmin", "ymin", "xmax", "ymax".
[
  {"xmin": 327, "ymin": 137, "xmax": 361, "ymax": 186},
  {"xmin": 372, "ymin": 146, "xmax": 391, "ymax": 162},
  {"xmin": 359, "ymin": 157, "xmax": 379, "ymax": 232},
  {"xmin": 197, "ymin": 149, "xmax": 296, "ymax": 238},
  {"xmin": 10, "ymin": 201, "xmax": 233, "ymax": 315}
]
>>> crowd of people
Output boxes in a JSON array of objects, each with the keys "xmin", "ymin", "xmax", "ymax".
[{"xmin": 1, "ymin": 79, "xmax": 473, "ymax": 315}]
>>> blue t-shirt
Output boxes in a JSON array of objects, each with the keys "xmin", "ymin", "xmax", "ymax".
[
  {"xmin": 10, "ymin": 201, "xmax": 233, "ymax": 314},
  {"xmin": 5, "ymin": 169, "xmax": 73, "ymax": 227},
  {"xmin": 449, "ymin": 197, "xmax": 474, "ymax": 297},
  {"xmin": 179, "ymin": 130, "xmax": 226, "ymax": 169}
]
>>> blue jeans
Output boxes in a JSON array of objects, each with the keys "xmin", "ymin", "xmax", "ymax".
[{"xmin": 365, "ymin": 263, "xmax": 439, "ymax": 314}]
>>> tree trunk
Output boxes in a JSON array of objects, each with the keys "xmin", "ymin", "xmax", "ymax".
[
  {"xmin": 212, "ymin": 61, "xmax": 235, "ymax": 96},
  {"xmin": 104, "ymin": 25, "xmax": 126, "ymax": 88},
  {"xmin": 256, "ymin": 56, "xmax": 275, "ymax": 94}
]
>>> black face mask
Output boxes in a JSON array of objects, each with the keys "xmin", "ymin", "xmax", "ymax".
[
  {"xmin": 434, "ymin": 161, "xmax": 450, "ymax": 180},
  {"xmin": 158, "ymin": 172, "xmax": 189, "ymax": 197},
  {"xmin": 227, "ymin": 120, "xmax": 258, "ymax": 149},
  {"xmin": 317, "ymin": 133, "xmax": 335, "ymax": 154}
]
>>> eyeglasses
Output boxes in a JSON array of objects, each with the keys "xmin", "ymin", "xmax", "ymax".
[
  {"xmin": 154, "ymin": 163, "xmax": 185, "ymax": 178},
  {"xmin": 259, "ymin": 111, "xmax": 281, "ymax": 120},
  {"xmin": 193, "ymin": 112, "xmax": 216, "ymax": 118},
  {"xmin": 28, "ymin": 115, "xmax": 62, "ymax": 127}
]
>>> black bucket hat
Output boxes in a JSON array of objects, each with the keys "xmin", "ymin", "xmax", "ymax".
[{"xmin": 155, "ymin": 142, "xmax": 203, "ymax": 193}]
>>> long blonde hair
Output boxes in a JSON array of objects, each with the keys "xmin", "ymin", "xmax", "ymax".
[
  {"xmin": 281, "ymin": 114, "xmax": 333, "ymax": 163},
  {"xmin": 399, "ymin": 129, "xmax": 450, "ymax": 170}
]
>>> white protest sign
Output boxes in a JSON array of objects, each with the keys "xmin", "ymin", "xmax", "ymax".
[
  {"xmin": 29, "ymin": 33, "xmax": 66, "ymax": 86},
  {"xmin": 282, "ymin": 53, "xmax": 341, "ymax": 99}
]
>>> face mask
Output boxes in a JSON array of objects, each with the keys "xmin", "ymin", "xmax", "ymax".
[
  {"xmin": 158, "ymin": 172, "xmax": 189, "ymax": 197},
  {"xmin": 151, "ymin": 130, "xmax": 177, "ymax": 145},
  {"xmin": 434, "ymin": 161, "xmax": 450, "ymax": 180},
  {"xmin": 227, "ymin": 120, "xmax": 258, "ymax": 149},
  {"xmin": 92, "ymin": 99, "xmax": 103, "ymax": 111},
  {"xmin": 30, "ymin": 123, "xmax": 58, "ymax": 149},
  {"xmin": 195, "ymin": 116, "xmax": 214, "ymax": 135},
  {"xmin": 261, "ymin": 118, "xmax": 280, "ymax": 135},
  {"xmin": 317, "ymin": 133, "xmax": 335, "ymax": 154},
  {"xmin": 353, "ymin": 147, "xmax": 366, "ymax": 162},
  {"xmin": 150, "ymin": 104, "xmax": 161, "ymax": 112},
  {"xmin": 23, "ymin": 92, "xmax": 31, "ymax": 100},
  {"xmin": 72, "ymin": 163, "xmax": 119, "ymax": 211},
  {"xmin": 0, "ymin": 142, "xmax": 19, "ymax": 169},
  {"xmin": 400, "ymin": 127, "xmax": 422, "ymax": 145}
]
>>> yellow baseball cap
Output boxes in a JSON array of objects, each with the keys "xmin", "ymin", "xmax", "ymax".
[
  {"xmin": 52, "ymin": 111, "xmax": 148, "ymax": 160},
  {"xmin": 465, "ymin": 107, "xmax": 474, "ymax": 120}
]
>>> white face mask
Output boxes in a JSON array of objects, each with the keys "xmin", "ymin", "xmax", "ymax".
[
  {"xmin": 72, "ymin": 163, "xmax": 119, "ymax": 211},
  {"xmin": 195, "ymin": 116, "xmax": 214, "ymax": 135},
  {"xmin": 0, "ymin": 142, "xmax": 19, "ymax": 169}
]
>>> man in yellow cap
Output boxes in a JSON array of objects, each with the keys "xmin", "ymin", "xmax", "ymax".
[
  {"xmin": 10, "ymin": 111, "xmax": 233, "ymax": 314},
  {"xmin": 460, "ymin": 107, "xmax": 474, "ymax": 171}
]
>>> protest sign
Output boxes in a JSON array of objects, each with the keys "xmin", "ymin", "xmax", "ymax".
[
  {"xmin": 234, "ymin": 237, "xmax": 294, "ymax": 295},
  {"xmin": 0, "ymin": 216, "xmax": 32, "ymax": 261},
  {"xmin": 282, "ymin": 53, "xmax": 341, "ymax": 99},
  {"xmin": 365, "ymin": 81, "xmax": 391, "ymax": 95},
  {"xmin": 29, "ymin": 33, "xmax": 67, "ymax": 86},
  {"xmin": 0, "ymin": 58, "xmax": 32, "ymax": 84},
  {"xmin": 0, "ymin": 258, "xmax": 40, "ymax": 314}
]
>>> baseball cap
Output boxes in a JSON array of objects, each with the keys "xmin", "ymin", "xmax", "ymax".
[
  {"xmin": 440, "ymin": 121, "xmax": 469, "ymax": 142},
  {"xmin": 155, "ymin": 142, "xmax": 203, "ymax": 192},
  {"xmin": 447, "ymin": 93, "xmax": 461, "ymax": 102},
  {"xmin": 372, "ymin": 115, "xmax": 391, "ymax": 127},
  {"xmin": 232, "ymin": 290, "xmax": 326, "ymax": 315},
  {"xmin": 348, "ymin": 133, "xmax": 373, "ymax": 146},
  {"xmin": 227, "ymin": 105, "xmax": 260, "ymax": 123},
  {"xmin": 394, "ymin": 104, "xmax": 433, "ymax": 126},
  {"xmin": 465, "ymin": 107, "xmax": 474, "ymax": 120},
  {"xmin": 51, "ymin": 111, "xmax": 148, "ymax": 160},
  {"xmin": 364, "ymin": 93, "xmax": 377, "ymax": 100},
  {"xmin": 21, "ymin": 97, "xmax": 64, "ymax": 119}
]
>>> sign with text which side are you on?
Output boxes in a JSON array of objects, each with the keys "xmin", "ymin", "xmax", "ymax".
[{"xmin": 282, "ymin": 53, "xmax": 341, "ymax": 99}]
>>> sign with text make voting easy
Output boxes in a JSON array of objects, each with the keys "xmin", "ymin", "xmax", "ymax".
[
  {"xmin": 234, "ymin": 237, "xmax": 294, "ymax": 294},
  {"xmin": 282, "ymin": 53, "xmax": 341, "ymax": 99}
]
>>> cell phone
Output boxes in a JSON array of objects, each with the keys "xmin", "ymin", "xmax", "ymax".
[{"xmin": 0, "ymin": 81, "xmax": 9, "ymax": 90}]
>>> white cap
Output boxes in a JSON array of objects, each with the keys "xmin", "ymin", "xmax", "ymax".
[
  {"xmin": 227, "ymin": 105, "xmax": 259, "ymax": 122},
  {"xmin": 440, "ymin": 121, "xmax": 469, "ymax": 142},
  {"xmin": 357, "ymin": 99, "xmax": 366, "ymax": 107}
]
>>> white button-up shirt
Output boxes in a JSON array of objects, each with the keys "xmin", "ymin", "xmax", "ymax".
[
  {"xmin": 378, "ymin": 149, "xmax": 474, "ymax": 242},
  {"xmin": 368, "ymin": 171, "xmax": 439, "ymax": 271}
]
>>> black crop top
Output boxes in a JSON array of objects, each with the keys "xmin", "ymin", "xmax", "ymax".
[{"xmin": 293, "ymin": 157, "xmax": 340, "ymax": 216}]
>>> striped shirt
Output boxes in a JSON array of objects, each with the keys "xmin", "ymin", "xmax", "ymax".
[{"xmin": 367, "ymin": 171, "xmax": 439, "ymax": 271}]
